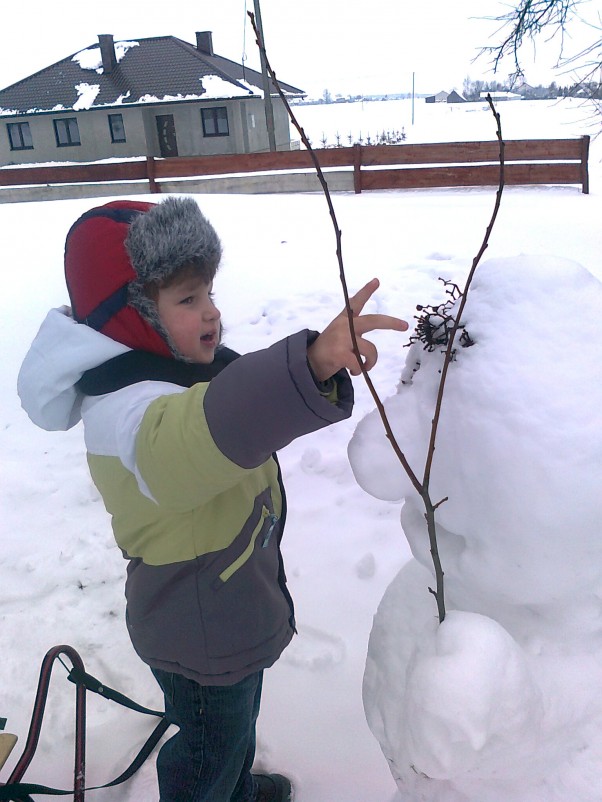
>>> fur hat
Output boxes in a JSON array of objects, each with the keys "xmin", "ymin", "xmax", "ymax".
[{"xmin": 65, "ymin": 197, "xmax": 222, "ymax": 359}]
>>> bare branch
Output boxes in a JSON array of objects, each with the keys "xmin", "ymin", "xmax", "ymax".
[
  {"xmin": 418, "ymin": 97, "xmax": 505, "ymax": 623},
  {"xmin": 249, "ymin": 14, "xmax": 506, "ymax": 625},
  {"xmin": 479, "ymin": 0, "xmax": 602, "ymax": 92},
  {"xmin": 422, "ymin": 96, "xmax": 505, "ymax": 490},
  {"xmin": 483, "ymin": 0, "xmax": 580, "ymax": 76},
  {"xmin": 247, "ymin": 11, "xmax": 422, "ymax": 493}
]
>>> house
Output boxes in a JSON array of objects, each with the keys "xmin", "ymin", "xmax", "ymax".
[
  {"xmin": 479, "ymin": 91, "xmax": 522, "ymax": 101},
  {"xmin": 0, "ymin": 32, "xmax": 305, "ymax": 167},
  {"xmin": 446, "ymin": 90, "xmax": 466, "ymax": 104},
  {"xmin": 425, "ymin": 91, "xmax": 449, "ymax": 103},
  {"xmin": 514, "ymin": 80, "xmax": 536, "ymax": 96}
]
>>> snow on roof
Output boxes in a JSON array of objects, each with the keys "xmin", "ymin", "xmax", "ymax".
[
  {"xmin": 137, "ymin": 92, "xmax": 205, "ymax": 103},
  {"xmin": 72, "ymin": 41, "xmax": 139, "ymax": 74},
  {"xmin": 0, "ymin": 35, "xmax": 303, "ymax": 116},
  {"xmin": 201, "ymin": 75, "xmax": 256, "ymax": 98},
  {"xmin": 73, "ymin": 83, "xmax": 100, "ymax": 110}
]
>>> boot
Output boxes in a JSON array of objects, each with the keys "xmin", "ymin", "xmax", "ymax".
[{"xmin": 253, "ymin": 772, "xmax": 293, "ymax": 801}]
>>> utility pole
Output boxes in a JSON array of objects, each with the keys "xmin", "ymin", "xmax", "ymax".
[{"xmin": 253, "ymin": 0, "xmax": 277, "ymax": 152}]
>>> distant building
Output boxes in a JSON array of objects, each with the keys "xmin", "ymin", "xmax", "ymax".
[
  {"xmin": 515, "ymin": 80, "xmax": 535, "ymax": 95},
  {"xmin": 446, "ymin": 90, "xmax": 466, "ymax": 104},
  {"xmin": 0, "ymin": 32, "xmax": 305, "ymax": 166},
  {"xmin": 480, "ymin": 91, "xmax": 522, "ymax": 101},
  {"xmin": 425, "ymin": 91, "xmax": 450, "ymax": 103}
]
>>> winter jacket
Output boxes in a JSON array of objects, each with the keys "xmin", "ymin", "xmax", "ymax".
[{"xmin": 18, "ymin": 307, "xmax": 354, "ymax": 685}]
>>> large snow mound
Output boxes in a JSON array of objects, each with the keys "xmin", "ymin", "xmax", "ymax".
[{"xmin": 349, "ymin": 255, "xmax": 602, "ymax": 801}]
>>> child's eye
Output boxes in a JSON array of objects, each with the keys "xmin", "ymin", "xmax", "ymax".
[{"xmin": 179, "ymin": 295, "xmax": 194, "ymax": 305}]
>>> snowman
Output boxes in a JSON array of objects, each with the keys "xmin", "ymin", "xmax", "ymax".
[{"xmin": 348, "ymin": 255, "xmax": 602, "ymax": 801}]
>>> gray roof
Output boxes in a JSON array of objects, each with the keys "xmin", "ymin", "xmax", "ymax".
[{"xmin": 0, "ymin": 34, "xmax": 305, "ymax": 115}]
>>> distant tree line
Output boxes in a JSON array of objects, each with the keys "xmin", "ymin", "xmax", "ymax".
[
  {"xmin": 462, "ymin": 76, "xmax": 602, "ymax": 101},
  {"xmin": 480, "ymin": 0, "xmax": 602, "ymax": 115},
  {"xmin": 304, "ymin": 77, "xmax": 602, "ymax": 108},
  {"xmin": 314, "ymin": 89, "xmax": 411, "ymax": 104}
]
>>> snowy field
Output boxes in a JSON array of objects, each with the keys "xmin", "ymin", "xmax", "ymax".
[
  {"xmin": 292, "ymin": 96, "xmax": 598, "ymax": 147},
  {"xmin": 1, "ymin": 98, "xmax": 601, "ymax": 801}
]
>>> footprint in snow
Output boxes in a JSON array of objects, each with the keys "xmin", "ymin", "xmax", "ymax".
[
  {"xmin": 282, "ymin": 624, "xmax": 345, "ymax": 670},
  {"xmin": 355, "ymin": 552, "xmax": 376, "ymax": 579}
]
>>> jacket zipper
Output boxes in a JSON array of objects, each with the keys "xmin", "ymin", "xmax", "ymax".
[{"xmin": 219, "ymin": 506, "xmax": 279, "ymax": 583}]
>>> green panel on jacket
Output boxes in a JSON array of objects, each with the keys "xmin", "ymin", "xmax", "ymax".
[
  {"xmin": 87, "ymin": 381, "xmax": 283, "ymax": 566},
  {"xmin": 88, "ymin": 453, "xmax": 281, "ymax": 566}
]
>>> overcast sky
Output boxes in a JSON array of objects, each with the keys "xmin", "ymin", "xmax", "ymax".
[{"xmin": 1, "ymin": 0, "xmax": 599, "ymax": 97}]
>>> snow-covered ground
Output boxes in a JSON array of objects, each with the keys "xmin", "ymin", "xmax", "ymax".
[
  {"xmin": 1, "ymin": 98, "xmax": 600, "ymax": 801},
  {"xmin": 292, "ymin": 96, "xmax": 599, "ymax": 147}
]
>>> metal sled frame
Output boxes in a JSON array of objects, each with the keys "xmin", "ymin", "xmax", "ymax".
[
  {"xmin": 0, "ymin": 645, "xmax": 168, "ymax": 801},
  {"xmin": 5, "ymin": 645, "xmax": 86, "ymax": 801}
]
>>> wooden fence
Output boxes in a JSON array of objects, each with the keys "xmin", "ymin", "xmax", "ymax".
[{"xmin": 0, "ymin": 136, "xmax": 590, "ymax": 202}]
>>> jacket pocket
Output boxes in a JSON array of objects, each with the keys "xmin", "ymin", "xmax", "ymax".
[
  {"xmin": 217, "ymin": 504, "xmax": 279, "ymax": 584},
  {"xmin": 199, "ymin": 489, "xmax": 290, "ymax": 660}
]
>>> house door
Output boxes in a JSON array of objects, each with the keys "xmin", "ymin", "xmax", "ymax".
[{"xmin": 156, "ymin": 115, "xmax": 179, "ymax": 157}]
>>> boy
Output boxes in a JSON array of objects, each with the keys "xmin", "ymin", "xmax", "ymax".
[{"xmin": 17, "ymin": 197, "xmax": 407, "ymax": 802}]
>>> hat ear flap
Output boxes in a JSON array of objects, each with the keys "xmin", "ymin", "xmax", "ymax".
[{"xmin": 64, "ymin": 200, "xmax": 172, "ymax": 357}]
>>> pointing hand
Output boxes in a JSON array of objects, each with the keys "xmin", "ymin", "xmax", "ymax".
[{"xmin": 307, "ymin": 278, "xmax": 409, "ymax": 382}]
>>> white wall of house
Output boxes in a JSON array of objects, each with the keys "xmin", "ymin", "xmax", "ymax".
[
  {"xmin": 240, "ymin": 98, "xmax": 292, "ymax": 153},
  {"xmin": 0, "ymin": 97, "xmax": 294, "ymax": 167},
  {"xmin": 0, "ymin": 107, "xmax": 146, "ymax": 166}
]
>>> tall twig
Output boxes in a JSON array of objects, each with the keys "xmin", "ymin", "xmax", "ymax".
[
  {"xmin": 420, "ymin": 95, "xmax": 505, "ymax": 619},
  {"xmin": 247, "ymin": 12, "xmax": 421, "ymax": 493},
  {"xmin": 248, "ymin": 12, "xmax": 505, "ymax": 624},
  {"xmin": 423, "ymin": 96, "xmax": 504, "ymax": 488}
]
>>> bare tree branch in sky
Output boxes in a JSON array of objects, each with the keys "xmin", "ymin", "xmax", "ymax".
[{"xmin": 482, "ymin": 0, "xmax": 602, "ymax": 102}]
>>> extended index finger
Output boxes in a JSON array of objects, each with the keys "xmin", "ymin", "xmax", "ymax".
[
  {"xmin": 347, "ymin": 278, "xmax": 380, "ymax": 316},
  {"xmin": 353, "ymin": 313, "xmax": 409, "ymax": 334}
]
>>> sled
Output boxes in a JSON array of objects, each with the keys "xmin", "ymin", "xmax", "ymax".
[
  {"xmin": 0, "ymin": 732, "xmax": 17, "ymax": 773},
  {"xmin": 0, "ymin": 645, "xmax": 169, "ymax": 801}
]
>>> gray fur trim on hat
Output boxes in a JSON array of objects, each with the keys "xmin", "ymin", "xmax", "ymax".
[
  {"xmin": 125, "ymin": 196, "xmax": 222, "ymax": 284},
  {"xmin": 125, "ymin": 197, "xmax": 222, "ymax": 361}
]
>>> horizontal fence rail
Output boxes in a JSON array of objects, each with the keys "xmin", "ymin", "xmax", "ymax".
[{"xmin": 0, "ymin": 137, "xmax": 590, "ymax": 202}]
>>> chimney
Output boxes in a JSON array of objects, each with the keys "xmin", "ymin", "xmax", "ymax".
[
  {"xmin": 98, "ymin": 34, "xmax": 117, "ymax": 73},
  {"xmin": 196, "ymin": 31, "xmax": 214, "ymax": 56}
]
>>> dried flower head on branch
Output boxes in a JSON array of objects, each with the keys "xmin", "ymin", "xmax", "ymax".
[
  {"xmin": 411, "ymin": 279, "xmax": 475, "ymax": 354},
  {"xmin": 248, "ymin": 11, "xmax": 505, "ymax": 623}
]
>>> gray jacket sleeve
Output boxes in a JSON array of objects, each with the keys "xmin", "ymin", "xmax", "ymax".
[{"xmin": 203, "ymin": 329, "xmax": 354, "ymax": 468}]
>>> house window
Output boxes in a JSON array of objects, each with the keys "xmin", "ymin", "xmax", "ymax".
[
  {"xmin": 7, "ymin": 122, "xmax": 33, "ymax": 150},
  {"xmin": 201, "ymin": 107, "xmax": 229, "ymax": 137},
  {"xmin": 108, "ymin": 113, "xmax": 126, "ymax": 143},
  {"xmin": 53, "ymin": 117, "xmax": 81, "ymax": 147}
]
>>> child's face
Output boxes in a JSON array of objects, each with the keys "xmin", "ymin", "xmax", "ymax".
[{"xmin": 157, "ymin": 277, "xmax": 221, "ymax": 363}]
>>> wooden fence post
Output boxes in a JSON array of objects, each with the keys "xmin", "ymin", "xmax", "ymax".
[
  {"xmin": 580, "ymin": 135, "xmax": 590, "ymax": 194},
  {"xmin": 146, "ymin": 156, "xmax": 159, "ymax": 194},
  {"xmin": 353, "ymin": 144, "xmax": 362, "ymax": 194}
]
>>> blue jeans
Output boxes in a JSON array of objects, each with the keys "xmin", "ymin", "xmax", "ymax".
[{"xmin": 151, "ymin": 667, "xmax": 263, "ymax": 802}]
